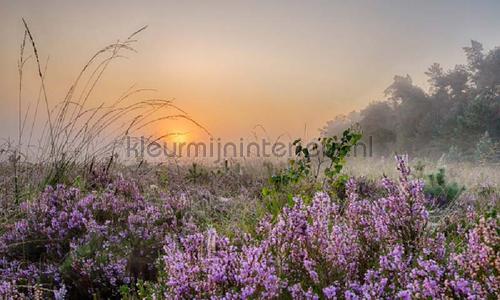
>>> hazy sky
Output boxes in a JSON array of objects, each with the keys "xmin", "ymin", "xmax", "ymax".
[{"xmin": 2, "ymin": 0, "xmax": 500, "ymax": 142}]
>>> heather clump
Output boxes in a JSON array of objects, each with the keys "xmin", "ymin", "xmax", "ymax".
[
  {"xmin": 0, "ymin": 156, "xmax": 498, "ymax": 299},
  {"xmin": 0, "ymin": 176, "xmax": 192, "ymax": 298},
  {"xmin": 161, "ymin": 229, "xmax": 281, "ymax": 299},
  {"xmin": 158, "ymin": 156, "xmax": 499, "ymax": 299}
]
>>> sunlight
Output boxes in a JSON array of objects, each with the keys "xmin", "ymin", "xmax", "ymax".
[{"xmin": 170, "ymin": 132, "xmax": 189, "ymax": 144}]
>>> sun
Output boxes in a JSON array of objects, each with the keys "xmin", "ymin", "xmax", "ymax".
[{"xmin": 171, "ymin": 132, "xmax": 189, "ymax": 144}]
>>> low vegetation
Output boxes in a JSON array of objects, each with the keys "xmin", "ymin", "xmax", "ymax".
[{"xmin": 0, "ymin": 22, "xmax": 498, "ymax": 299}]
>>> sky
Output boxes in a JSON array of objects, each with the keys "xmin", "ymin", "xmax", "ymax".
[{"xmin": 1, "ymin": 0, "xmax": 500, "ymax": 144}]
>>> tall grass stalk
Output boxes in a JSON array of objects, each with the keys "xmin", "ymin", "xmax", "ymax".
[{"xmin": 7, "ymin": 19, "xmax": 209, "ymax": 200}]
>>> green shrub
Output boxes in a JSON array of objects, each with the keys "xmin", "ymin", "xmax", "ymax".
[
  {"xmin": 262, "ymin": 128, "xmax": 362, "ymax": 219},
  {"xmin": 424, "ymin": 168, "xmax": 465, "ymax": 207}
]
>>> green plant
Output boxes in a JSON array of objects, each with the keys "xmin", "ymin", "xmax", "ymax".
[
  {"xmin": 319, "ymin": 129, "xmax": 362, "ymax": 201},
  {"xmin": 156, "ymin": 167, "xmax": 169, "ymax": 189},
  {"xmin": 269, "ymin": 128, "xmax": 362, "ymax": 191},
  {"xmin": 186, "ymin": 163, "xmax": 208, "ymax": 184},
  {"xmin": 120, "ymin": 280, "xmax": 163, "ymax": 300},
  {"xmin": 269, "ymin": 139, "xmax": 313, "ymax": 190},
  {"xmin": 424, "ymin": 168, "xmax": 465, "ymax": 208},
  {"xmin": 261, "ymin": 128, "xmax": 362, "ymax": 218},
  {"xmin": 413, "ymin": 160, "xmax": 426, "ymax": 178},
  {"xmin": 320, "ymin": 129, "xmax": 362, "ymax": 182}
]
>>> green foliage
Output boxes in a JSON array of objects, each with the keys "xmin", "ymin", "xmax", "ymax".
[
  {"xmin": 413, "ymin": 160, "xmax": 426, "ymax": 178},
  {"xmin": 269, "ymin": 128, "xmax": 362, "ymax": 191},
  {"xmin": 484, "ymin": 206, "xmax": 497, "ymax": 221},
  {"xmin": 120, "ymin": 280, "xmax": 163, "ymax": 300},
  {"xmin": 120, "ymin": 257, "xmax": 167, "ymax": 299},
  {"xmin": 321, "ymin": 129, "xmax": 362, "ymax": 182},
  {"xmin": 269, "ymin": 139, "xmax": 312, "ymax": 189},
  {"xmin": 43, "ymin": 159, "xmax": 72, "ymax": 187},
  {"xmin": 261, "ymin": 128, "xmax": 362, "ymax": 219},
  {"xmin": 330, "ymin": 173, "xmax": 349, "ymax": 200},
  {"xmin": 424, "ymin": 168, "xmax": 465, "ymax": 208},
  {"xmin": 72, "ymin": 175, "xmax": 86, "ymax": 190},
  {"xmin": 185, "ymin": 163, "xmax": 208, "ymax": 184},
  {"xmin": 156, "ymin": 168, "xmax": 169, "ymax": 189}
]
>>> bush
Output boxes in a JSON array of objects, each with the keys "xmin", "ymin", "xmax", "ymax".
[
  {"xmin": 263, "ymin": 128, "xmax": 362, "ymax": 218},
  {"xmin": 0, "ymin": 177, "xmax": 192, "ymax": 298},
  {"xmin": 424, "ymin": 168, "xmax": 465, "ymax": 208}
]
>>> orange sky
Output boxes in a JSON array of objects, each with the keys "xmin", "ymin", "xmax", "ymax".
[{"xmin": 2, "ymin": 1, "xmax": 500, "ymax": 144}]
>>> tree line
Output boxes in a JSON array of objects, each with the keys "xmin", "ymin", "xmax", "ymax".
[{"xmin": 322, "ymin": 41, "xmax": 500, "ymax": 161}]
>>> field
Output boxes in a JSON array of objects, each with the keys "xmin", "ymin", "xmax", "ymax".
[
  {"xmin": 0, "ymin": 154, "xmax": 498, "ymax": 299},
  {"xmin": 1, "ymin": 12, "xmax": 499, "ymax": 300}
]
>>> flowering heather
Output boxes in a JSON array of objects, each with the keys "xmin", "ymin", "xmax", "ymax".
[
  {"xmin": 160, "ymin": 156, "xmax": 499, "ymax": 299},
  {"xmin": 0, "ymin": 175, "xmax": 193, "ymax": 298},
  {"xmin": 0, "ymin": 156, "xmax": 498, "ymax": 299}
]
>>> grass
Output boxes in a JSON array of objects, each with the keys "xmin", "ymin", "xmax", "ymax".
[{"xmin": 7, "ymin": 19, "xmax": 211, "ymax": 204}]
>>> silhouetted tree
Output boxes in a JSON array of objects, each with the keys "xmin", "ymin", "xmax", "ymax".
[{"xmin": 322, "ymin": 40, "xmax": 500, "ymax": 160}]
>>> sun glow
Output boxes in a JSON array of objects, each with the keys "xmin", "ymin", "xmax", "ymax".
[{"xmin": 170, "ymin": 132, "xmax": 189, "ymax": 144}]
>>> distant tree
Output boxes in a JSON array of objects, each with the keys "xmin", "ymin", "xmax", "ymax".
[
  {"xmin": 359, "ymin": 101, "xmax": 396, "ymax": 155},
  {"xmin": 457, "ymin": 91, "xmax": 500, "ymax": 148},
  {"xmin": 445, "ymin": 145, "xmax": 463, "ymax": 162},
  {"xmin": 320, "ymin": 111, "xmax": 360, "ymax": 137},
  {"xmin": 384, "ymin": 75, "xmax": 431, "ymax": 153},
  {"xmin": 321, "ymin": 40, "xmax": 500, "ymax": 160},
  {"xmin": 474, "ymin": 131, "xmax": 498, "ymax": 163},
  {"xmin": 464, "ymin": 40, "xmax": 500, "ymax": 90}
]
